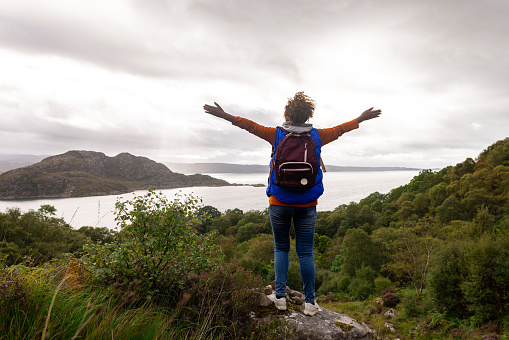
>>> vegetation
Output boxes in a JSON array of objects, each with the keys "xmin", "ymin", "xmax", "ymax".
[
  {"xmin": 1, "ymin": 137, "xmax": 508, "ymax": 339},
  {"xmin": 1, "ymin": 189, "xmax": 282, "ymax": 339},
  {"xmin": 196, "ymin": 137, "xmax": 509, "ymax": 338}
]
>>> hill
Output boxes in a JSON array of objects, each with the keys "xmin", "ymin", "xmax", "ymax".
[
  {"xmin": 0, "ymin": 154, "xmax": 48, "ymax": 173},
  {"xmin": 0, "ymin": 151, "xmax": 231, "ymax": 199},
  {"xmin": 165, "ymin": 162, "xmax": 420, "ymax": 174}
]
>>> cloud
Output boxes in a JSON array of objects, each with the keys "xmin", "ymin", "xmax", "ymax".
[{"xmin": 0, "ymin": 0, "xmax": 508, "ymax": 169}]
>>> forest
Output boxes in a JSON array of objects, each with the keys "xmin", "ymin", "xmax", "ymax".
[{"xmin": 0, "ymin": 137, "xmax": 508, "ymax": 339}]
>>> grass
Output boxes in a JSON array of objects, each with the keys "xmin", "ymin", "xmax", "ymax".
[
  {"xmin": 0, "ymin": 261, "xmax": 199, "ymax": 340},
  {"xmin": 319, "ymin": 296, "xmax": 509, "ymax": 340},
  {"xmin": 0, "ymin": 259, "xmax": 286, "ymax": 340}
]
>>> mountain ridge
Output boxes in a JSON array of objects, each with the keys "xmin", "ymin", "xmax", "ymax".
[
  {"xmin": 165, "ymin": 162, "xmax": 421, "ymax": 174},
  {"xmin": 0, "ymin": 151, "xmax": 231, "ymax": 200}
]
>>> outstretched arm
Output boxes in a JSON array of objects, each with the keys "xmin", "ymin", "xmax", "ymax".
[
  {"xmin": 319, "ymin": 107, "xmax": 382, "ymax": 145},
  {"xmin": 203, "ymin": 102, "xmax": 235, "ymax": 123},
  {"xmin": 357, "ymin": 107, "xmax": 382, "ymax": 123}
]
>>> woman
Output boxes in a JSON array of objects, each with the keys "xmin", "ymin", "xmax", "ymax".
[{"xmin": 203, "ymin": 92, "xmax": 381, "ymax": 315}]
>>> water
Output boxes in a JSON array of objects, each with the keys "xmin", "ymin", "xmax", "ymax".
[{"xmin": 0, "ymin": 171, "xmax": 419, "ymax": 229}]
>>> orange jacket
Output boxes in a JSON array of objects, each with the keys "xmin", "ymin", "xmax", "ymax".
[{"xmin": 232, "ymin": 117, "xmax": 359, "ymax": 207}]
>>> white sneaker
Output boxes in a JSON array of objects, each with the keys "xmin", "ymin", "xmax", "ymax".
[
  {"xmin": 267, "ymin": 293, "xmax": 287, "ymax": 310},
  {"xmin": 303, "ymin": 301, "xmax": 321, "ymax": 316}
]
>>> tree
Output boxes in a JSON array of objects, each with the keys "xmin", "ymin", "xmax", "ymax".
[
  {"xmin": 436, "ymin": 195, "xmax": 463, "ymax": 223},
  {"xmin": 196, "ymin": 205, "xmax": 222, "ymax": 219},
  {"xmin": 429, "ymin": 182, "xmax": 448, "ymax": 208},
  {"xmin": 341, "ymin": 229, "xmax": 381, "ymax": 278},
  {"xmin": 413, "ymin": 193, "xmax": 430, "ymax": 217},
  {"xmin": 385, "ymin": 218, "xmax": 438, "ymax": 293},
  {"xmin": 0, "ymin": 206, "xmax": 88, "ymax": 266},
  {"xmin": 78, "ymin": 226, "xmax": 116, "ymax": 244},
  {"xmin": 236, "ymin": 222, "xmax": 257, "ymax": 243},
  {"xmin": 38, "ymin": 204, "xmax": 57, "ymax": 217},
  {"xmin": 428, "ymin": 240, "xmax": 469, "ymax": 317}
]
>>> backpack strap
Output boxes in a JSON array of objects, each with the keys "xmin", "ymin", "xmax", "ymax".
[{"xmin": 320, "ymin": 157, "xmax": 327, "ymax": 173}]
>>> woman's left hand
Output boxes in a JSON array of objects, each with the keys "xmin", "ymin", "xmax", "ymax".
[{"xmin": 203, "ymin": 102, "xmax": 235, "ymax": 122}]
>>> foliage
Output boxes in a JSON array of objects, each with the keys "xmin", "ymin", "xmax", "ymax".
[
  {"xmin": 183, "ymin": 263, "xmax": 264, "ymax": 339},
  {"xmin": 381, "ymin": 289, "xmax": 399, "ymax": 308},
  {"xmin": 80, "ymin": 188, "xmax": 219, "ymax": 303},
  {"xmin": 384, "ymin": 218, "xmax": 439, "ymax": 293},
  {"xmin": 401, "ymin": 289, "xmax": 433, "ymax": 318},
  {"xmin": 340, "ymin": 228, "xmax": 381, "ymax": 278},
  {"xmin": 0, "ymin": 206, "xmax": 91, "ymax": 266},
  {"xmin": 77, "ymin": 226, "xmax": 116, "ymax": 244},
  {"xmin": 0, "ymin": 265, "xmax": 30, "ymax": 313},
  {"xmin": 348, "ymin": 265, "xmax": 377, "ymax": 300}
]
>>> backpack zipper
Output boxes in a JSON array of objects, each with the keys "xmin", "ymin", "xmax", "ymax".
[{"xmin": 304, "ymin": 142, "xmax": 308, "ymax": 162}]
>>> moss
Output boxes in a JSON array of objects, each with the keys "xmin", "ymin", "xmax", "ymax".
[
  {"xmin": 252, "ymin": 301, "xmax": 302, "ymax": 318},
  {"xmin": 335, "ymin": 321, "xmax": 355, "ymax": 332}
]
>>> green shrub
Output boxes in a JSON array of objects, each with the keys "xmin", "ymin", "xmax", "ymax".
[
  {"xmin": 461, "ymin": 234, "xmax": 509, "ymax": 324},
  {"xmin": 183, "ymin": 263, "xmax": 264, "ymax": 339},
  {"xmin": 374, "ymin": 276, "xmax": 393, "ymax": 295},
  {"xmin": 317, "ymin": 271, "xmax": 350, "ymax": 295},
  {"xmin": 401, "ymin": 289, "xmax": 433, "ymax": 318},
  {"xmin": 0, "ymin": 266, "xmax": 31, "ymax": 313},
  {"xmin": 80, "ymin": 189, "xmax": 219, "ymax": 303},
  {"xmin": 349, "ymin": 265, "xmax": 377, "ymax": 300},
  {"xmin": 428, "ymin": 240, "xmax": 469, "ymax": 318}
]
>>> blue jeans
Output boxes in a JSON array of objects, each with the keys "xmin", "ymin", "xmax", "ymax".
[{"xmin": 269, "ymin": 205, "xmax": 317, "ymax": 303}]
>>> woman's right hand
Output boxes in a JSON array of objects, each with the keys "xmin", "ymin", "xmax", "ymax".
[{"xmin": 357, "ymin": 107, "xmax": 382, "ymax": 123}]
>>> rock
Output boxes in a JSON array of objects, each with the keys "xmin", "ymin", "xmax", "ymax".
[
  {"xmin": 286, "ymin": 287, "xmax": 304, "ymax": 305},
  {"xmin": 257, "ymin": 286, "xmax": 374, "ymax": 339},
  {"xmin": 383, "ymin": 308, "xmax": 396, "ymax": 318},
  {"xmin": 276, "ymin": 308, "xmax": 373, "ymax": 339},
  {"xmin": 288, "ymin": 288, "xmax": 302, "ymax": 298},
  {"xmin": 264, "ymin": 285, "xmax": 272, "ymax": 295},
  {"xmin": 385, "ymin": 322, "xmax": 396, "ymax": 333},
  {"xmin": 257, "ymin": 293, "xmax": 274, "ymax": 308}
]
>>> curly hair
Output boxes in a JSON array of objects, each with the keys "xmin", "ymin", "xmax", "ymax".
[{"xmin": 284, "ymin": 91, "xmax": 316, "ymax": 124}]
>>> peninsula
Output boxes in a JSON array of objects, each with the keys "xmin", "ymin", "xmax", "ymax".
[{"xmin": 0, "ymin": 151, "xmax": 231, "ymax": 200}]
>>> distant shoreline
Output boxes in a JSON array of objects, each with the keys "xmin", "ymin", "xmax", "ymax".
[{"xmin": 165, "ymin": 162, "xmax": 421, "ymax": 174}]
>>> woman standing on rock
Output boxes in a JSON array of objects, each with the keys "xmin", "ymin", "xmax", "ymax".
[{"xmin": 204, "ymin": 92, "xmax": 381, "ymax": 315}]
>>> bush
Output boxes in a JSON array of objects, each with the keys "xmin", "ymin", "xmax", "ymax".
[
  {"xmin": 80, "ymin": 189, "xmax": 219, "ymax": 303},
  {"xmin": 0, "ymin": 207, "xmax": 89, "ymax": 266},
  {"xmin": 428, "ymin": 240, "xmax": 469, "ymax": 318},
  {"xmin": 0, "ymin": 266, "xmax": 30, "ymax": 311},
  {"xmin": 317, "ymin": 271, "xmax": 350, "ymax": 295},
  {"xmin": 401, "ymin": 290, "xmax": 433, "ymax": 318},
  {"xmin": 461, "ymin": 235, "xmax": 509, "ymax": 324},
  {"xmin": 374, "ymin": 276, "xmax": 393, "ymax": 295},
  {"xmin": 183, "ymin": 263, "xmax": 264, "ymax": 338},
  {"xmin": 382, "ymin": 290, "xmax": 399, "ymax": 308},
  {"xmin": 349, "ymin": 265, "xmax": 377, "ymax": 300}
]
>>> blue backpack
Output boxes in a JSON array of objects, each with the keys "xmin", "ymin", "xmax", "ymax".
[
  {"xmin": 267, "ymin": 127, "xmax": 325, "ymax": 204},
  {"xmin": 273, "ymin": 129, "xmax": 319, "ymax": 189}
]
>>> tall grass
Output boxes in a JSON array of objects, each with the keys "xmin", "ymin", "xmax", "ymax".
[
  {"xmin": 0, "ymin": 261, "xmax": 195, "ymax": 339},
  {"xmin": 1, "ymin": 260, "xmax": 283, "ymax": 340}
]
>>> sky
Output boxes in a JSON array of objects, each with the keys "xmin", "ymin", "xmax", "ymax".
[{"xmin": 1, "ymin": 0, "xmax": 508, "ymax": 169}]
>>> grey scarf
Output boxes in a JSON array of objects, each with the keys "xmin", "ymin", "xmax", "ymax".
[{"xmin": 281, "ymin": 121, "xmax": 313, "ymax": 134}]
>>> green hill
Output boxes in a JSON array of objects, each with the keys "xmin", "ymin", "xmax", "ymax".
[{"xmin": 0, "ymin": 150, "xmax": 231, "ymax": 199}]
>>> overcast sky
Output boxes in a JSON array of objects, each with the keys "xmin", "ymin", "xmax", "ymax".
[{"xmin": 1, "ymin": 0, "xmax": 508, "ymax": 169}]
